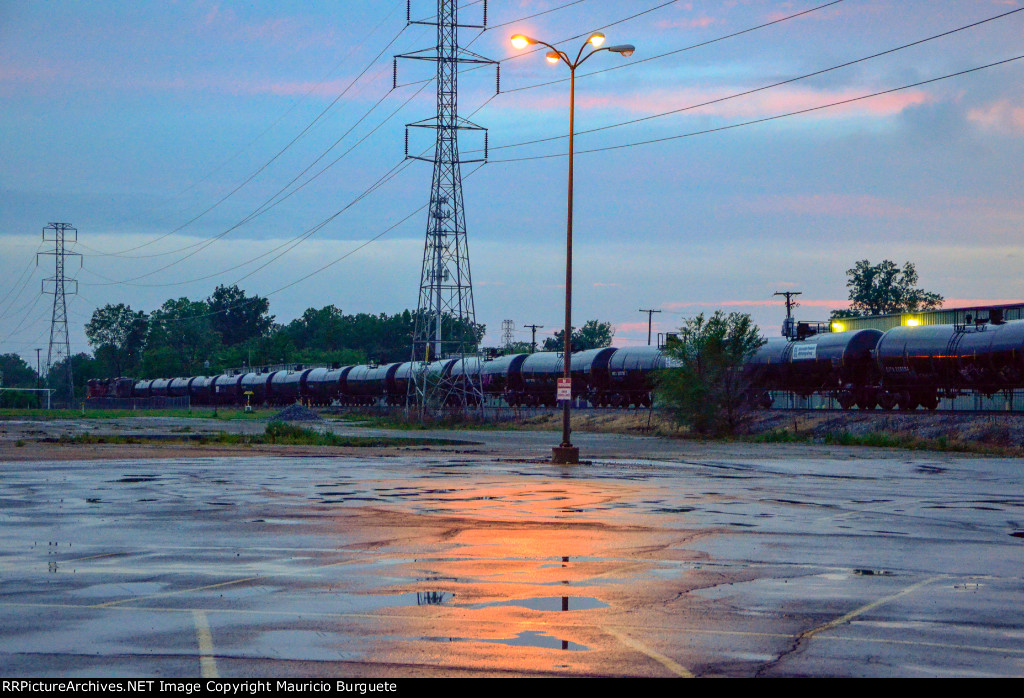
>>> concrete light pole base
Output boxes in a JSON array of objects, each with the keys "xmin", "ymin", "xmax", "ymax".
[{"xmin": 552, "ymin": 446, "xmax": 580, "ymax": 465}]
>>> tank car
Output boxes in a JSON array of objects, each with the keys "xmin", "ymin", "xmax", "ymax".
[
  {"xmin": 607, "ymin": 346, "xmax": 677, "ymax": 408},
  {"xmin": 875, "ymin": 320, "xmax": 1024, "ymax": 409},
  {"xmin": 518, "ymin": 352, "xmax": 563, "ymax": 407},
  {"xmin": 482, "ymin": 353, "xmax": 528, "ymax": 405},
  {"xmin": 782, "ymin": 329, "xmax": 883, "ymax": 409}
]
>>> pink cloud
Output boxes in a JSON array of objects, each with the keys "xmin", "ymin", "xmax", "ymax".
[
  {"xmin": 663, "ymin": 299, "xmax": 849, "ymax": 310},
  {"xmin": 656, "ymin": 16, "xmax": 716, "ymax": 29},
  {"xmin": 968, "ymin": 100, "xmax": 1024, "ymax": 133},
  {"xmin": 509, "ymin": 85, "xmax": 930, "ymax": 122},
  {"xmin": 615, "ymin": 321, "xmax": 656, "ymax": 333}
]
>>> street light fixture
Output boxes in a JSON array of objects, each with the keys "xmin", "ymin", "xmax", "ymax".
[{"xmin": 510, "ymin": 31, "xmax": 635, "ymax": 465}]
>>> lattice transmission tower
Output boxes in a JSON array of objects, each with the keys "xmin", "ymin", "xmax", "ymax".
[
  {"xmin": 395, "ymin": 0, "xmax": 497, "ymax": 409},
  {"xmin": 38, "ymin": 222, "xmax": 81, "ymax": 405},
  {"xmin": 501, "ymin": 319, "xmax": 515, "ymax": 349}
]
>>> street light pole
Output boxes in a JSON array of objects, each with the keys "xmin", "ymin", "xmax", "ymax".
[{"xmin": 510, "ymin": 32, "xmax": 635, "ymax": 465}]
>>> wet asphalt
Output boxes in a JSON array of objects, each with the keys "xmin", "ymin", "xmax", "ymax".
[{"xmin": 1, "ymin": 427, "xmax": 1024, "ymax": 677}]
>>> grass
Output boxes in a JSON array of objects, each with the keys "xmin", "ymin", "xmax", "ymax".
[
  {"xmin": 338, "ymin": 413, "xmax": 521, "ymax": 431},
  {"xmin": 748, "ymin": 428, "xmax": 1016, "ymax": 456},
  {"xmin": 47, "ymin": 421, "xmax": 470, "ymax": 449}
]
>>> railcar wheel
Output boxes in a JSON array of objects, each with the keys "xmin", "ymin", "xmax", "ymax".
[
  {"xmin": 838, "ymin": 391, "xmax": 857, "ymax": 410},
  {"xmin": 919, "ymin": 392, "xmax": 939, "ymax": 410},
  {"xmin": 897, "ymin": 391, "xmax": 918, "ymax": 410},
  {"xmin": 878, "ymin": 391, "xmax": 897, "ymax": 410}
]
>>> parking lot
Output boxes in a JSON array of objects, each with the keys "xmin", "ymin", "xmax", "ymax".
[{"xmin": 1, "ymin": 436, "xmax": 1023, "ymax": 677}]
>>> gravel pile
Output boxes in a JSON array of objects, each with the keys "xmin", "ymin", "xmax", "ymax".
[{"xmin": 271, "ymin": 404, "xmax": 324, "ymax": 422}]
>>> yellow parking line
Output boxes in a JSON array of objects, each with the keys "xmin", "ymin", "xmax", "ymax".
[
  {"xmin": 799, "ymin": 575, "xmax": 948, "ymax": 640},
  {"xmin": 192, "ymin": 610, "xmax": 219, "ymax": 678},
  {"xmin": 604, "ymin": 627, "xmax": 694, "ymax": 678}
]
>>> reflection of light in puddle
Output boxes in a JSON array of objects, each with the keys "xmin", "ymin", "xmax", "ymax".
[
  {"xmin": 470, "ymin": 596, "xmax": 608, "ymax": 611},
  {"xmin": 424, "ymin": 630, "xmax": 589, "ymax": 651},
  {"xmin": 367, "ymin": 591, "xmax": 455, "ymax": 608}
]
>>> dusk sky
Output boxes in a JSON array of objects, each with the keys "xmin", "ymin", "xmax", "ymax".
[{"xmin": 2, "ymin": 0, "xmax": 1022, "ymax": 366}]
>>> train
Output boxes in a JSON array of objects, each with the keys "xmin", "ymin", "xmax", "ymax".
[
  {"xmin": 86, "ymin": 345, "xmax": 678, "ymax": 409},
  {"xmin": 87, "ymin": 317, "xmax": 1024, "ymax": 411},
  {"xmin": 747, "ymin": 317, "xmax": 1024, "ymax": 410}
]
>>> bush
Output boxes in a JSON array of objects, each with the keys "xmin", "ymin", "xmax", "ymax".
[{"xmin": 656, "ymin": 311, "xmax": 765, "ymax": 436}]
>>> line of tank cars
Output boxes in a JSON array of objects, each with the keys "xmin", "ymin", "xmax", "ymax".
[
  {"xmin": 87, "ymin": 346, "xmax": 676, "ymax": 409},
  {"xmin": 88, "ymin": 318, "xmax": 1024, "ymax": 411},
  {"xmin": 748, "ymin": 318, "xmax": 1024, "ymax": 410}
]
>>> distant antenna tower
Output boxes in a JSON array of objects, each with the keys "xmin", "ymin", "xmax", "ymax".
[
  {"xmin": 501, "ymin": 319, "xmax": 515, "ymax": 348},
  {"xmin": 38, "ymin": 223, "xmax": 81, "ymax": 405},
  {"xmin": 396, "ymin": 0, "xmax": 497, "ymax": 409}
]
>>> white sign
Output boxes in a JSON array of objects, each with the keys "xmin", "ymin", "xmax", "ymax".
[
  {"xmin": 791, "ymin": 343, "xmax": 817, "ymax": 361},
  {"xmin": 557, "ymin": 378, "xmax": 572, "ymax": 401}
]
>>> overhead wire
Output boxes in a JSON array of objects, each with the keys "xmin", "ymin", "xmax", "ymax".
[
  {"xmin": 80, "ymin": 76, "xmax": 436, "ymax": 287},
  {"xmin": 486, "ymin": 54, "xmax": 1024, "ymax": 163},
  {"xmin": 80, "ymin": 9, "xmax": 416, "ymax": 259},
  {"xmin": 498, "ymin": 0, "xmax": 847, "ymax": 94},
  {"xmin": 483, "ymin": 5, "xmax": 1024, "ymax": 153},
  {"xmin": 142, "ymin": 93, "xmax": 498, "ymax": 327}
]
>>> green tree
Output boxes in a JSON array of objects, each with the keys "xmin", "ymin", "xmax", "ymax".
[
  {"xmin": 144, "ymin": 298, "xmax": 220, "ymax": 376},
  {"xmin": 0, "ymin": 353, "xmax": 40, "ymax": 407},
  {"xmin": 45, "ymin": 352, "xmax": 106, "ymax": 405},
  {"xmin": 207, "ymin": 284, "xmax": 274, "ymax": 347},
  {"xmin": 85, "ymin": 303, "xmax": 148, "ymax": 376},
  {"xmin": 831, "ymin": 260, "xmax": 944, "ymax": 320},
  {"xmin": 656, "ymin": 311, "xmax": 765, "ymax": 436},
  {"xmin": 542, "ymin": 319, "xmax": 615, "ymax": 352}
]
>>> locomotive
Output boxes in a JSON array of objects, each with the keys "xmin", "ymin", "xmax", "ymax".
[{"xmin": 87, "ymin": 318, "xmax": 1024, "ymax": 411}]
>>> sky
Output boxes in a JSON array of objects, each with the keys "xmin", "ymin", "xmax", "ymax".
[{"xmin": 2, "ymin": 0, "xmax": 1023, "ymax": 368}]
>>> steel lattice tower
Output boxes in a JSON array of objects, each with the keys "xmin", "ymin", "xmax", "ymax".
[
  {"xmin": 38, "ymin": 223, "xmax": 81, "ymax": 405},
  {"xmin": 396, "ymin": 1, "xmax": 496, "ymax": 408}
]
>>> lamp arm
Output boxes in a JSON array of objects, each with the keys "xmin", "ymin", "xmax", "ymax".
[
  {"xmin": 533, "ymin": 39, "xmax": 572, "ymax": 68},
  {"xmin": 575, "ymin": 45, "xmax": 609, "ymax": 69}
]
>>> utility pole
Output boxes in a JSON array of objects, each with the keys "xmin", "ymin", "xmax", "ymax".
[
  {"xmin": 639, "ymin": 308, "xmax": 661, "ymax": 346},
  {"xmin": 397, "ymin": 0, "xmax": 497, "ymax": 409},
  {"xmin": 524, "ymin": 324, "xmax": 543, "ymax": 354},
  {"xmin": 774, "ymin": 291, "xmax": 801, "ymax": 319},
  {"xmin": 38, "ymin": 223, "xmax": 81, "ymax": 406},
  {"xmin": 774, "ymin": 291, "xmax": 801, "ymax": 339}
]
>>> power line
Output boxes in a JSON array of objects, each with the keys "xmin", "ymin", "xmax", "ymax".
[
  {"xmin": 81, "ymin": 80, "xmax": 436, "ymax": 288},
  {"xmin": 395, "ymin": 0, "xmax": 682, "ymax": 88},
  {"xmin": 81, "ymin": 13, "xmax": 415, "ymax": 260},
  {"xmin": 499, "ymin": 0, "xmax": 846, "ymax": 94},
  {"xmin": 486, "ymin": 5, "xmax": 1024, "ymax": 152},
  {"xmin": 145, "ymin": 162, "xmax": 486, "ymax": 329},
  {"xmin": 488, "ymin": 54, "xmax": 1024, "ymax": 163}
]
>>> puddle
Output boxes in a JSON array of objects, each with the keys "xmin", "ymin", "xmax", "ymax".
[
  {"xmin": 69, "ymin": 582, "xmax": 165, "ymax": 598},
  {"xmin": 471, "ymin": 596, "xmax": 608, "ymax": 612},
  {"xmin": 424, "ymin": 630, "xmax": 589, "ymax": 651}
]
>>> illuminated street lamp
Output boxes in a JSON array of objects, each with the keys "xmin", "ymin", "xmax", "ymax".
[{"xmin": 510, "ymin": 32, "xmax": 635, "ymax": 465}]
